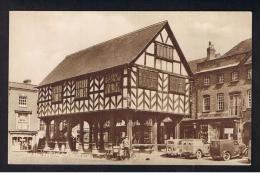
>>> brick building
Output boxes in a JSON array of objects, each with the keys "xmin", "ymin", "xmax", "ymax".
[
  {"xmin": 8, "ymin": 79, "xmax": 40, "ymax": 152},
  {"xmin": 181, "ymin": 39, "xmax": 252, "ymax": 145}
]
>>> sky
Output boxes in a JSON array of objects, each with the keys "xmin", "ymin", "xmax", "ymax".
[{"xmin": 9, "ymin": 11, "xmax": 252, "ymax": 85}]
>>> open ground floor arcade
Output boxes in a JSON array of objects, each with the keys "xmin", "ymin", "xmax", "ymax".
[{"xmin": 39, "ymin": 110, "xmax": 183, "ymax": 152}]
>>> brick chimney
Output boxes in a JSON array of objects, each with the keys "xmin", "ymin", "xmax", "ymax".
[
  {"xmin": 207, "ymin": 41, "xmax": 216, "ymax": 60},
  {"xmin": 23, "ymin": 79, "xmax": 31, "ymax": 84}
]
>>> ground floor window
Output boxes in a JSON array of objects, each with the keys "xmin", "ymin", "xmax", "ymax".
[{"xmin": 11, "ymin": 136, "xmax": 33, "ymax": 151}]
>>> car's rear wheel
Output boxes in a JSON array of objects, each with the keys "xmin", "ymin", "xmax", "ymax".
[
  {"xmin": 222, "ymin": 151, "xmax": 231, "ymax": 161},
  {"xmin": 196, "ymin": 150, "xmax": 202, "ymax": 159}
]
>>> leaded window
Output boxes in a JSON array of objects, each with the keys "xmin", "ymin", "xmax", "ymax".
[
  {"xmin": 155, "ymin": 42, "xmax": 174, "ymax": 60},
  {"xmin": 138, "ymin": 69, "xmax": 158, "ymax": 90},
  {"xmin": 231, "ymin": 71, "xmax": 239, "ymax": 82},
  {"xmin": 104, "ymin": 71, "xmax": 122, "ymax": 95},
  {"xmin": 52, "ymin": 85, "xmax": 62, "ymax": 102},
  {"xmin": 204, "ymin": 76, "xmax": 210, "ymax": 86},
  {"xmin": 75, "ymin": 79, "xmax": 88, "ymax": 99},
  {"xmin": 169, "ymin": 75, "xmax": 186, "ymax": 94}
]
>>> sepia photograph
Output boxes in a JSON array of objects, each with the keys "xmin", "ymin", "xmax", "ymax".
[{"xmin": 8, "ymin": 11, "xmax": 252, "ymax": 165}]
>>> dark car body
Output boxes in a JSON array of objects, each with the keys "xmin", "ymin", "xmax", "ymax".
[
  {"xmin": 180, "ymin": 139, "xmax": 210, "ymax": 159},
  {"xmin": 210, "ymin": 140, "xmax": 246, "ymax": 161}
]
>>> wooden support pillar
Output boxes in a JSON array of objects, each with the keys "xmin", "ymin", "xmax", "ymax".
[
  {"xmin": 44, "ymin": 119, "xmax": 50, "ymax": 150},
  {"xmin": 66, "ymin": 120, "xmax": 72, "ymax": 152},
  {"xmin": 93, "ymin": 121, "xmax": 99, "ymax": 149},
  {"xmin": 152, "ymin": 116, "xmax": 158, "ymax": 151},
  {"xmin": 99, "ymin": 122, "xmax": 104, "ymax": 150},
  {"xmin": 140, "ymin": 119, "xmax": 145, "ymax": 144},
  {"xmin": 175, "ymin": 120, "xmax": 180, "ymax": 139},
  {"xmin": 126, "ymin": 113, "xmax": 133, "ymax": 149},
  {"xmin": 78, "ymin": 121, "xmax": 84, "ymax": 153},
  {"xmin": 88, "ymin": 122, "xmax": 92, "ymax": 150},
  {"xmin": 109, "ymin": 115, "xmax": 115, "ymax": 145},
  {"xmin": 54, "ymin": 119, "xmax": 60, "ymax": 140}
]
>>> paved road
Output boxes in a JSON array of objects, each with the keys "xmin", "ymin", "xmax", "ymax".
[{"xmin": 8, "ymin": 152, "xmax": 250, "ymax": 165}]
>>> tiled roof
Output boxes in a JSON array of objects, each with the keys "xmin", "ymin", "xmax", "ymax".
[
  {"xmin": 9, "ymin": 82, "xmax": 38, "ymax": 91},
  {"xmin": 222, "ymin": 38, "xmax": 252, "ymax": 57},
  {"xmin": 188, "ymin": 57, "xmax": 207, "ymax": 74},
  {"xmin": 39, "ymin": 21, "xmax": 168, "ymax": 86},
  {"xmin": 188, "ymin": 38, "xmax": 252, "ymax": 73}
]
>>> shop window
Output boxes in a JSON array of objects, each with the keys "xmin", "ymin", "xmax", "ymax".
[
  {"xmin": 231, "ymin": 71, "xmax": 239, "ymax": 82},
  {"xmin": 168, "ymin": 75, "xmax": 186, "ymax": 94},
  {"xmin": 12, "ymin": 136, "xmax": 32, "ymax": 151},
  {"xmin": 203, "ymin": 95, "xmax": 210, "ymax": 112},
  {"xmin": 16, "ymin": 113, "xmax": 29, "ymax": 130},
  {"xmin": 138, "ymin": 69, "xmax": 158, "ymax": 90},
  {"xmin": 247, "ymin": 89, "xmax": 251, "ymax": 108},
  {"xmin": 217, "ymin": 93, "xmax": 224, "ymax": 111},
  {"xmin": 75, "ymin": 79, "xmax": 88, "ymax": 99},
  {"xmin": 217, "ymin": 73, "xmax": 224, "ymax": 84},
  {"xmin": 52, "ymin": 85, "xmax": 62, "ymax": 103},
  {"xmin": 155, "ymin": 42, "xmax": 174, "ymax": 60},
  {"xmin": 19, "ymin": 95, "xmax": 27, "ymax": 107},
  {"xmin": 104, "ymin": 70, "xmax": 122, "ymax": 95},
  {"xmin": 203, "ymin": 76, "xmax": 210, "ymax": 86}
]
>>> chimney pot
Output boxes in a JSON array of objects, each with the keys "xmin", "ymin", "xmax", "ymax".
[{"xmin": 207, "ymin": 41, "xmax": 216, "ymax": 60}]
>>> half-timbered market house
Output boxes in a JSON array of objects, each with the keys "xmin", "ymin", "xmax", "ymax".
[{"xmin": 37, "ymin": 21, "xmax": 193, "ymax": 152}]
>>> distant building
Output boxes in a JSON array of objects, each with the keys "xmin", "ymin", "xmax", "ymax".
[
  {"xmin": 181, "ymin": 39, "xmax": 252, "ymax": 145},
  {"xmin": 8, "ymin": 79, "xmax": 39, "ymax": 152}
]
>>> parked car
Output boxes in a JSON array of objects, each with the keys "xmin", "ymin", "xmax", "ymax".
[
  {"xmin": 180, "ymin": 139, "xmax": 210, "ymax": 159},
  {"xmin": 248, "ymin": 140, "xmax": 251, "ymax": 163},
  {"xmin": 165, "ymin": 139, "xmax": 182, "ymax": 157},
  {"xmin": 210, "ymin": 139, "xmax": 247, "ymax": 161}
]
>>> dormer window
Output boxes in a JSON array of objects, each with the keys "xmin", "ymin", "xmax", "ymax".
[
  {"xmin": 231, "ymin": 71, "xmax": 239, "ymax": 82},
  {"xmin": 52, "ymin": 85, "xmax": 62, "ymax": 103},
  {"xmin": 203, "ymin": 76, "xmax": 210, "ymax": 86}
]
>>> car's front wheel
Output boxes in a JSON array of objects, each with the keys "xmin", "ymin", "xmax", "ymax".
[
  {"xmin": 196, "ymin": 150, "xmax": 203, "ymax": 159},
  {"xmin": 222, "ymin": 151, "xmax": 231, "ymax": 161}
]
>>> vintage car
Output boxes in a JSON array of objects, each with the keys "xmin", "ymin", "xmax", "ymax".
[
  {"xmin": 180, "ymin": 139, "xmax": 210, "ymax": 159},
  {"xmin": 210, "ymin": 139, "xmax": 247, "ymax": 161},
  {"xmin": 165, "ymin": 139, "xmax": 182, "ymax": 157}
]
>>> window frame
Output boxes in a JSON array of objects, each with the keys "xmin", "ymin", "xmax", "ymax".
[
  {"xmin": 104, "ymin": 70, "xmax": 123, "ymax": 96},
  {"xmin": 75, "ymin": 78, "xmax": 89, "ymax": 100},
  {"xmin": 231, "ymin": 71, "xmax": 239, "ymax": 82},
  {"xmin": 203, "ymin": 76, "xmax": 210, "ymax": 86},
  {"xmin": 51, "ymin": 84, "xmax": 63, "ymax": 103},
  {"xmin": 203, "ymin": 95, "xmax": 210, "ymax": 112},
  {"xmin": 168, "ymin": 75, "xmax": 186, "ymax": 95},
  {"xmin": 18, "ymin": 95, "xmax": 27, "ymax": 107},
  {"xmin": 216, "ymin": 93, "xmax": 224, "ymax": 111},
  {"xmin": 155, "ymin": 41, "xmax": 175, "ymax": 61},
  {"xmin": 217, "ymin": 73, "xmax": 224, "ymax": 84},
  {"xmin": 138, "ymin": 68, "xmax": 158, "ymax": 91}
]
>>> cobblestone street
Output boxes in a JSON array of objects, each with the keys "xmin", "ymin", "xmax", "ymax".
[{"xmin": 8, "ymin": 152, "xmax": 250, "ymax": 165}]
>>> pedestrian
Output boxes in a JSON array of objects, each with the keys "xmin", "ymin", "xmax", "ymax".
[{"xmin": 122, "ymin": 136, "xmax": 130, "ymax": 159}]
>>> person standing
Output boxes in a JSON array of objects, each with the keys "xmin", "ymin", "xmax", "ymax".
[{"xmin": 122, "ymin": 136, "xmax": 130, "ymax": 159}]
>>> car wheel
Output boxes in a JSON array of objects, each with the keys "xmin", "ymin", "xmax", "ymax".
[
  {"xmin": 196, "ymin": 150, "xmax": 202, "ymax": 159},
  {"xmin": 222, "ymin": 151, "xmax": 231, "ymax": 161}
]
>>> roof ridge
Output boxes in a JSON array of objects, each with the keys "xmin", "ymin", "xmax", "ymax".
[
  {"xmin": 9, "ymin": 81, "xmax": 37, "ymax": 86},
  {"xmin": 66, "ymin": 20, "xmax": 168, "ymax": 59}
]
